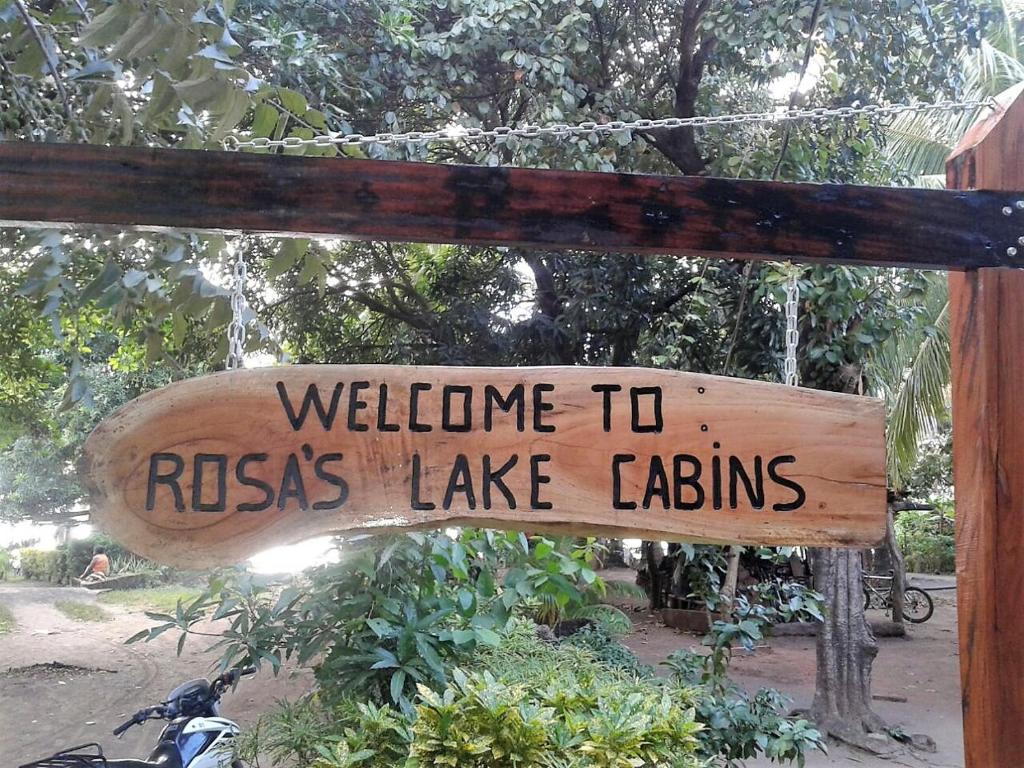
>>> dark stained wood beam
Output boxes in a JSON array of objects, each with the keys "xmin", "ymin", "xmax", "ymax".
[{"xmin": 1, "ymin": 142, "xmax": 1023, "ymax": 270}]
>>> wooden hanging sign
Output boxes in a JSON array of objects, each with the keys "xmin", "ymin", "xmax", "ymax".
[{"xmin": 82, "ymin": 366, "xmax": 886, "ymax": 567}]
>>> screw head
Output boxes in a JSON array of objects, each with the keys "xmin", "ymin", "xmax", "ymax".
[
  {"xmin": 1004, "ymin": 206, "xmax": 1014, "ymax": 216},
  {"xmin": 1019, "ymin": 236, "xmax": 1024, "ymax": 246},
  {"xmin": 1009, "ymin": 247, "xmax": 1020, "ymax": 257},
  {"xmin": 1017, "ymin": 200, "xmax": 1024, "ymax": 210}
]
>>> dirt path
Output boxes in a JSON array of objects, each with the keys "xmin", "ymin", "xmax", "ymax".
[
  {"xmin": 0, "ymin": 582, "xmax": 310, "ymax": 764},
  {"xmin": 621, "ymin": 577, "xmax": 963, "ymax": 767}
]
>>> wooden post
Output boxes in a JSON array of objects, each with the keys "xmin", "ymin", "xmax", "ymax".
[{"xmin": 947, "ymin": 82, "xmax": 1024, "ymax": 768}]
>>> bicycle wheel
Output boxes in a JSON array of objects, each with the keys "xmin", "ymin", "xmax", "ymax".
[{"xmin": 902, "ymin": 587, "xmax": 934, "ymax": 623}]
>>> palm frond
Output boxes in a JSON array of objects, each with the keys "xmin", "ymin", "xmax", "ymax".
[{"xmin": 869, "ymin": 278, "xmax": 951, "ymax": 490}]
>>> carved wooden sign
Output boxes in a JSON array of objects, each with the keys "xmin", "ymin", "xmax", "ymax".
[{"xmin": 82, "ymin": 366, "xmax": 886, "ymax": 567}]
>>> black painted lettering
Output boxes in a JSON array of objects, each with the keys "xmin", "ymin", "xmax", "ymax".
[
  {"xmin": 313, "ymin": 453, "xmax": 349, "ymax": 510},
  {"xmin": 630, "ymin": 386, "xmax": 663, "ymax": 433},
  {"xmin": 729, "ymin": 456, "xmax": 765, "ymax": 510},
  {"xmin": 484, "ymin": 384, "xmax": 525, "ymax": 431},
  {"xmin": 278, "ymin": 454, "xmax": 308, "ymax": 510},
  {"xmin": 612, "ymin": 454, "xmax": 637, "ymax": 510},
  {"xmin": 768, "ymin": 455, "xmax": 806, "ymax": 512},
  {"xmin": 410, "ymin": 453, "xmax": 435, "ymax": 510},
  {"xmin": 192, "ymin": 454, "xmax": 227, "ymax": 512},
  {"xmin": 236, "ymin": 453, "xmax": 274, "ymax": 512},
  {"xmin": 377, "ymin": 384, "xmax": 400, "ymax": 432},
  {"xmin": 347, "ymin": 381, "xmax": 370, "ymax": 431},
  {"xmin": 482, "ymin": 454, "xmax": 518, "ymax": 509},
  {"xmin": 591, "ymin": 384, "xmax": 622, "ymax": 432},
  {"xmin": 443, "ymin": 454, "xmax": 476, "ymax": 509},
  {"xmin": 711, "ymin": 452, "xmax": 723, "ymax": 510},
  {"xmin": 532, "ymin": 384, "xmax": 556, "ymax": 433},
  {"xmin": 146, "ymin": 453, "xmax": 185, "ymax": 512},
  {"xmin": 409, "ymin": 383, "xmax": 432, "ymax": 432},
  {"xmin": 642, "ymin": 455, "xmax": 670, "ymax": 509},
  {"xmin": 530, "ymin": 454, "xmax": 553, "ymax": 509},
  {"xmin": 277, "ymin": 382, "xmax": 344, "ymax": 431},
  {"xmin": 672, "ymin": 455, "xmax": 704, "ymax": 511},
  {"xmin": 442, "ymin": 385, "xmax": 473, "ymax": 432}
]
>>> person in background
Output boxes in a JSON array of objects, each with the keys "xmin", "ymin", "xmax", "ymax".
[{"xmin": 79, "ymin": 545, "xmax": 110, "ymax": 584}]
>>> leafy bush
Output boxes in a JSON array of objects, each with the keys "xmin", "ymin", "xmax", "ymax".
[
  {"xmin": 19, "ymin": 548, "xmax": 59, "ymax": 581},
  {"xmin": 242, "ymin": 621, "xmax": 701, "ymax": 768},
  {"xmin": 149, "ymin": 531, "xmax": 607, "ymax": 711},
  {"xmin": 895, "ymin": 508, "xmax": 955, "ymax": 573},
  {"xmin": 561, "ymin": 625, "xmax": 654, "ymax": 677},
  {"xmin": 664, "ymin": 583, "xmax": 827, "ymax": 765}
]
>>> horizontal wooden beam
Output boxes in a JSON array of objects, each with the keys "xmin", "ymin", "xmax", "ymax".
[{"xmin": 2, "ymin": 142, "xmax": 1023, "ymax": 270}]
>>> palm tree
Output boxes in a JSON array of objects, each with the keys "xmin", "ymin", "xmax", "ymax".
[
  {"xmin": 874, "ymin": 4, "xmax": 1023, "ymax": 488},
  {"xmin": 884, "ymin": 3, "xmax": 1024, "ymax": 188},
  {"xmin": 869, "ymin": 273, "xmax": 950, "ymax": 491}
]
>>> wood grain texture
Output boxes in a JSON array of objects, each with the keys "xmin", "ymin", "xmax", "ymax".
[
  {"xmin": 2, "ymin": 142, "xmax": 1023, "ymax": 270},
  {"xmin": 81, "ymin": 366, "xmax": 886, "ymax": 568},
  {"xmin": 948, "ymin": 83, "xmax": 1024, "ymax": 768}
]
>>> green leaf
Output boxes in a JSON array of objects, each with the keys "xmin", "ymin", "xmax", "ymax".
[
  {"xmin": 389, "ymin": 669, "xmax": 407, "ymax": 703},
  {"xmin": 78, "ymin": 3, "xmax": 130, "ymax": 48},
  {"xmin": 251, "ymin": 103, "xmax": 277, "ymax": 138},
  {"xmin": 277, "ymin": 87, "xmax": 308, "ymax": 115}
]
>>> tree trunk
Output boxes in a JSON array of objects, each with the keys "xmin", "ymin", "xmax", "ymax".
[
  {"xmin": 642, "ymin": 541, "xmax": 665, "ymax": 610},
  {"xmin": 721, "ymin": 545, "xmax": 740, "ymax": 608},
  {"xmin": 884, "ymin": 506, "xmax": 906, "ymax": 632},
  {"xmin": 809, "ymin": 547, "xmax": 888, "ymax": 747}
]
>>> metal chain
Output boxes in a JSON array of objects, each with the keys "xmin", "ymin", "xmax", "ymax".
[
  {"xmin": 784, "ymin": 268, "xmax": 800, "ymax": 387},
  {"xmin": 222, "ymin": 99, "xmax": 993, "ymax": 152},
  {"xmin": 226, "ymin": 253, "xmax": 248, "ymax": 370}
]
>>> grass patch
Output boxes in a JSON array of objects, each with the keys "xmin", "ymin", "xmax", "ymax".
[
  {"xmin": 55, "ymin": 600, "xmax": 112, "ymax": 622},
  {"xmin": 0, "ymin": 602, "xmax": 14, "ymax": 633},
  {"xmin": 98, "ymin": 586, "xmax": 201, "ymax": 614}
]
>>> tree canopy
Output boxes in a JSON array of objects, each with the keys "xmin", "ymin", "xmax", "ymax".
[{"xmin": 0, "ymin": 0, "xmax": 997, "ymax": 506}]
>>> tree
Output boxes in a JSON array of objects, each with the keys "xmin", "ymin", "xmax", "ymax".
[{"xmin": 0, "ymin": 0, "xmax": 988, "ymax": 750}]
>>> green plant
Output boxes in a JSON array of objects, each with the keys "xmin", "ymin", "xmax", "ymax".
[
  {"xmin": 240, "ymin": 619, "xmax": 702, "ymax": 768},
  {"xmin": 410, "ymin": 670, "xmax": 555, "ymax": 768},
  {"xmin": 664, "ymin": 582, "xmax": 827, "ymax": 766},
  {"xmin": 145, "ymin": 531, "xmax": 605, "ymax": 711},
  {"xmin": 561, "ymin": 625, "xmax": 654, "ymax": 678},
  {"xmin": 19, "ymin": 548, "xmax": 59, "ymax": 581},
  {"xmin": 55, "ymin": 599, "xmax": 112, "ymax": 622},
  {"xmin": 895, "ymin": 507, "xmax": 956, "ymax": 574}
]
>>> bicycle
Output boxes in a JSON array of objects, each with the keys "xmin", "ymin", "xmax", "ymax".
[{"xmin": 862, "ymin": 571, "xmax": 934, "ymax": 624}]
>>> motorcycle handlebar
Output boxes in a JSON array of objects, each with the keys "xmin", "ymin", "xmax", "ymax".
[{"xmin": 113, "ymin": 706, "xmax": 165, "ymax": 736}]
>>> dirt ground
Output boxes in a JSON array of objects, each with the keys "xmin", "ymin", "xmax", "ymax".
[
  {"xmin": 0, "ymin": 576, "xmax": 962, "ymax": 767},
  {"xmin": 0, "ymin": 583, "xmax": 312, "ymax": 764},
  {"xmin": 619, "ymin": 573, "xmax": 963, "ymax": 768}
]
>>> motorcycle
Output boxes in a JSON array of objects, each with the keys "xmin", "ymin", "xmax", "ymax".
[{"xmin": 18, "ymin": 667, "xmax": 256, "ymax": 768}]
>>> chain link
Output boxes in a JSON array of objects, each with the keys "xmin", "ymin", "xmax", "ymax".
[
  {"xmin": 222, "ymin": 99, "xmax": 993, "ymax": 152},
  {"xmin": 226, "ymin": 253, "xmax": 248, "ymax": 370},
  {"xmin": 784, "ymin": 268, "xmax": 800, "ymax": 387}
]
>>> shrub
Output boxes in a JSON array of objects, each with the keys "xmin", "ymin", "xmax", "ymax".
[
  {"xmin": 20, "ymin": 548, "xmax": 59, "ymax": 581},
  {"xmin": 243, "ymin": 622, "xmax": 701, "ymax": 768},
  {"xmin": 895, "ymin": 508, "xmax": 955, "ymax": 573},
  {"xmin": 664, "ymin": 584, "xmax": 826, "ymax": 765},
  {"xmin": 152, "ymin": 531, "xmax": 608, "ymax": 711},
  {"xmin": 560, "ymin": 625, "xmax": 654, "ymax": 677}
]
